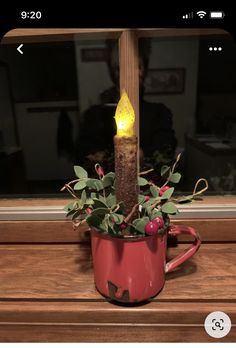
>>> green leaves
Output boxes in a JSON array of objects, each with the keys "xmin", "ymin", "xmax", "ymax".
[
  {"xmin": 64, "ymin": 201, "xmax": 78, "ymax": 217},
  {"xmin": 73, "ymin": 175, "xmax": 110, "ymax": 193},
  {"xmin": 150, "ymin": 209, "xmax": 162, "ymax": 220},
  {"xmin": 64, "ymin": 201, "xmax": 76, "ymax": 212},
  {"xmin": 161, "ymin": 202, "xmax": 178, "ymax": 214},
  {"xmin": 133, "ymin": 217, "xmax": 149, "ymax": 233},
  {"xmin": 138, "ymin": 194, "xmax": 146, "ymax": 204},
  {"xmin": 74, "ymin": 166, "xmax": 88, "ymax": 179},
  {"xmin": 150, "ymin": 186, "xmax": 159, "ymax": 198},
  {"xmin": 80, "ymin": 190, "xmax": 87, "ymax": 205},
  {"xmin": 161, "ymin": 187, "xmax": 174, "ymax": 200},
  {"xmin": 86, "ymin": 198, "xmax": 94, "ymax": 205},
  {"xmin": 93, "ymin": 198, "xmax": 108, "ymax": 209},
  {"xmin": 111, "ymin": 213, "xmax": 124, "ymax": 224},
  {"xmin": 86, "ymin": 179, "xmax": 104, "ymax": 191},
  {"xmin": 74, "ymin": 180, "xmax": 87, "ymax": 190},
  {"xmin": 62, "ymin": 152, "xmax": 207, "ymax": 237},
  {"xmin": 138, "ymin": 177, "xmax": 149, "ymax": 186},
  {"xmin": 92, "ymin": 207, "xmax": 109, "ymax": 216},
  {"xmin": 86, "ymin": 214, "xmax": 102, "ymax": 228},
  {"xmin": 106, "ymin": 193, "xmax": 116, "ymax": 207},
  {"xmin": 160, "ymin": 154, "xmax": 181, "ymax": 185},
  {"xmin": 161, "ymin": 165, "xmax": 170, "ymax": 176},
  {"xmin": 102, "ymin": 172, "xmax": 115, "ymax": 188},
  {"xmin": 169, "ymin": 172, "xmax": 181, "ymax": 184}
]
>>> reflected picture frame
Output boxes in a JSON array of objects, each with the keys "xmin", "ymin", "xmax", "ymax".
[{"xmin": 144, "ymin": 68, "xmax": 185, "ymax": 94}]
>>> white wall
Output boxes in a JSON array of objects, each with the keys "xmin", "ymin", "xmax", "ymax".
[
  {"xmin": 15, "ymin": 101, "xmax": 78, "ymax": 180},
  {"xmin": 75, "ymin": 40, "xmax": 112, "ymax": 116},
  {"xmin": 144, "ymin": 38, "xmax": 199, "ymax": 148}
]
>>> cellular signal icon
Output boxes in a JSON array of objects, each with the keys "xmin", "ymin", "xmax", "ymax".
[
  {"xmin": 182, "ymin": 12, "xmax": 193, "ymax": 19},
  {"xmin": 196, "ymin": 10, "xmax": 207, "ymax": 18}
]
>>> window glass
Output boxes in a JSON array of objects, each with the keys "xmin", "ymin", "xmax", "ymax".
[
  {"xmin": 139, "ymin": 32, "xmax": 236, "ymax": 193},
  {"xmin": 0, "ymin": 35, "xmax": 118, "ymax": 196},
  {"xmin": 1, "ymin": 30, "xmax": 235, "ymax": 197}
]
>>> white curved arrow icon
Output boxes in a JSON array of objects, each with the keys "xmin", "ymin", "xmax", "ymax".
[{"xmin": 17, "ymin": 44, "xmax": 24, "ymax": 54}]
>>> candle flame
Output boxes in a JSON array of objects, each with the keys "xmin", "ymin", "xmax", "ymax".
[{"xmin": 115, "ymin": 90, "xmax": 135, "ymax": 137}]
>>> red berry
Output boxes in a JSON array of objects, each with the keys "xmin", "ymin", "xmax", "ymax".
[
  {"xmin": 145, "ymin": 221, "xmax": 159, "ymax": 235},
  {"xmin": 120, "ymin": 223, "xmax": 127, "ymax": 230},
  {"xmin": 145, "ymin": 195, "xmax": 150, "ymax": 202},
  {"xmin": 95, "ymin": 165, "xmax": 104, "ymax": 177},
  {"xmin": 159, "ymin": 185, "xmax": 170, "ymax": 197},
  {"xmin": 154, "ymin": 217, "xmax": 164, "ymax": 229},
  {"xmin": 85, "ymin": 208, "xmax": 93, "ymax": 215}
]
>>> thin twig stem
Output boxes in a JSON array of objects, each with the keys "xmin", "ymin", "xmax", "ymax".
[
  {"xmin": 63, "ymin": 184, "xmax": 78, "ymax": 199},
  {"xmin": 161, "ymin": 153, "xmax": 181, "ymax": 188},
  {"xmin": 192, "ymin": 178, "xmax": 209, "ymax": 196},
  {"xmin": 112, "ymin": 204, "xmax": 120, "ymax": 214},
  {"xmin": 124, "ymin": 203, "xmax": 140, "ymax": 224},
  {"xmin": 138, "ymin": 168, "xmax": 154, "ymax": 176},
  {"xmin": 73, "ymin": 219, "xmax": 87, "ymax": 228},
  {"xmin": 60, "ymin": 179, "xmax": 79, "ymax": 190},
  {"xmin": 151, "ymin": 199, "xmax": 161, "ymax": 209}
]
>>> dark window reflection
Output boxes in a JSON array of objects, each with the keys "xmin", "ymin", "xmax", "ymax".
[
  {"xmin": 76, "ymin": 39, "xmax": 176, "ymax": 176},
  {"xmin": 75, "ymin": 39, "xmax": 119, "ymax": 175},
  {"xmin": 0, "ymin": 37, "xmax": 118, "ymax": 196},
  {"xmin": 139, "ymin": 33, "xmax": 236, "ymax": 193},
  {"xmin": 0, "ymin": 32, "xmax": 236, "ymax": 196}
]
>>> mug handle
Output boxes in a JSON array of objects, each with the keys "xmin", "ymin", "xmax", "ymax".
[{"xmin": 165, "ymin": 225, "xmax": 201, "ymax": 273}]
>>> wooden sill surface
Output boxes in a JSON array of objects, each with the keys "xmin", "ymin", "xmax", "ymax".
[
  {"xmin": 0, "ymin": 242, "xmax": 235, "ymax": 342},
  {"xmin": 1, "ymin": 195, "xmax": 236, "ymax": 207},
  {"xmin": 0, "ymin": 243, "xmax": 235, "ymax": 301}
]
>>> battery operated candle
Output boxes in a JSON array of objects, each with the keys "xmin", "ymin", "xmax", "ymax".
[{"xmin": 114, "ymin": 90, "xmax": 138, "ymax": 216}]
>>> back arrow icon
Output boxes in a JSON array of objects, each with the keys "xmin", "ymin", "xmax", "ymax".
[{"xmin": 17, "ymin": 44, "xmax": 23, "ymax": 54}]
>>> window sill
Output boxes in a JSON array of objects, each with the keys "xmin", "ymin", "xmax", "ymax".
[
  {"xmin": 0, "ymin": 196, "xmax": 236, "ymax": 220},
  {"xmin": 0, "ymin": 196, "xmax": 236, "ymax": 243}
]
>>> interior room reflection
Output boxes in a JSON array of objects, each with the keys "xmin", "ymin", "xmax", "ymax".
[{"xmin": 0, "ymin": 31, "xmax": 235, "ymax": 196}]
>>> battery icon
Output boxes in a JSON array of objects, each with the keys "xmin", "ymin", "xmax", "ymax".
[{"xmin": 210, "ymin": 11, "xmax": 225, "ymax": 18}]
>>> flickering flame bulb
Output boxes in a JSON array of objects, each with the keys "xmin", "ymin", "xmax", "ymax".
[{"xmin": 115, "ymin": 90, "xmax": 135, "ymax": 137}]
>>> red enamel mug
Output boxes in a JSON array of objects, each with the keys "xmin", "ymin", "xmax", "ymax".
[{"xmin": 90, "ymin": 224, "xmax": 201, "ymax": 303}]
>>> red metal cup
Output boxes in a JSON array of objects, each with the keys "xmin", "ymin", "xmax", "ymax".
[{"xmin": 91, "ymin": 225, "xmax": 201, "ymax": 303}]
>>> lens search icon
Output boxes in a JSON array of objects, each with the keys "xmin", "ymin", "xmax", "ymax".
[
  {"xmin": 205, "ymin": 311, "xmax": 231, "ymax": 338},
  {"xmin": 212, "ymin": 318, "xmax": 224, "ymax": 330}
]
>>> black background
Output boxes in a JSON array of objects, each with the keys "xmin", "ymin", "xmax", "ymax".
[{"xmin": 0, "ymin": 4, "xmax": 235, "ymax": 41}]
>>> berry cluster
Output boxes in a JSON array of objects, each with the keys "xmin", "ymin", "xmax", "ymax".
[{"xmin": 145, "ymin": 216, "xmax": 165, "ymax": 236}]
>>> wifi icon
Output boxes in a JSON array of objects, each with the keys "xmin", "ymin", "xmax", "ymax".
[{"xmin": 196, "ymin": 10, "xmax": 207, "ymax": 18}]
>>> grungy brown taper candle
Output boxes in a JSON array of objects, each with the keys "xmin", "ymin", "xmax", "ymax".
[{"xmin": 114, "ymin": 90, "xmax": 138, "ymax": 216}]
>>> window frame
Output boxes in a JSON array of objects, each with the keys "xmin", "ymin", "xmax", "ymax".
[{"xmin": 1, "ymin": 28, "xmax": 236, "ymax": 219}]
